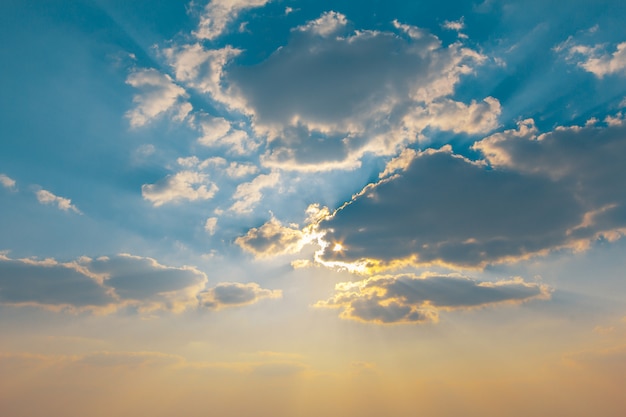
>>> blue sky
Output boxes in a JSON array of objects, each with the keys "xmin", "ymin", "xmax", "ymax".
[{"xmin": 1, "ymin": 1, "xmax": 626, "ymax": 416}]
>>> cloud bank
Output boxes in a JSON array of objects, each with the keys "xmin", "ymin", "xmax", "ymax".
[{"xmin": 0, "ymin": 253, "xmax": 279, "ymax": 314}]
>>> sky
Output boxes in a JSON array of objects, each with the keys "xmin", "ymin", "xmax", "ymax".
[{"xmin": 1, "ymin": 0, "xmax": 626, "ymax": 415}]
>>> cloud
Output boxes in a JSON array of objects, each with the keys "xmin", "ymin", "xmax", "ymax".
[
  {"xmin": 294, "ymin": 10, "xmax": 347, "ymax": 37},
  {"xmin": 162, "ymin": 44, "xmax": 241, "ymax": 105},
  {"xmin": 315, "ymin": 273, "xmax": 550, "ymax": 324},
  {"xmin": 194, "ymin": 0, "xmax": 271, "ymax": 41},
  {"xmin": 35, "ymin": 189, "xmax": 81, "ymax": 214},
  {"xmin": 559, "ymin": 39, "xmax": 626, "ymax": 77},
  {"xmin": 229, "ymin": 171, "xmax": 280, "ymax": 214},
  {"xmin": 125, "ymin": 68, "xmax": 191, "ymax": 127},
  {"xmin": 142, "ymin": 170, "xmax": 218, "ymax": 206},
  {"xmin": 473, "ymin": 114, "xmax": 626, "ymax": 247},
  {"xmin": 442, "ymin": 17, "xmax": 465, "ymax": 32},
  {"xmin": 314, "ymin": 114, "xmax": 626, "ymax": 270},
  {"xmin": 0, "ymin": 253, "xmax": 207, "ymax": 313},
  {"xmin": 317, "ymin": 146, "xmax": 582, "ymax": 269},
  {"xmin": 193, "ymin": 113, "xmax": 259, "ymax": 154},
  {"xmin": 0, "ymin": 174, "xmax": 16, "ymax": 190},
  {"xmin": 205, "ymin": 217, "xmax": 218, "ymax": 235},
  {"xmin": 235, "ymin": 217, "xmax": 306, "ymax": 258},
  {"xmin": 199, "ymin": 282, "xmax": 282, "ymax": 309},
  {"xmin": 191, "ymin": 13, "xmax": 496, "ymax": 170}
]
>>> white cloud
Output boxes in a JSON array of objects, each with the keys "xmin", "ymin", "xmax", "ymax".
[
  {"xmin": 316, "ymin": 273, "xmax": 550, "ymax": 324},
  {"xmin": 35, "ymin": 189, "xmax": 81, "ymax": 214},
  {"xmin": 402, "ymin": 96, "xmax": 501, "ymax": 135},
  {"xmin": 125, "ymin": 68, "xmax": 191, "ymax": 127},
  {"xmin": 442, "ymin": 17, "xmax": 465, "ymax": 32},
  {"xmin": 294, "ymin": 11, "xmax": 347, "ymax": 37},
  {"xmin": 142, "ymin": 170, "xmax": 218, "ymax": 207},
  {"xmin": 229, "ymin": 171, "xmax": 280, "ymax": 214},
  {"xmin": 205, "ymin": 217, "xmax": 218, "ymax": 235},
  {"xmin": 559, "ymin": 39, "xmax": 626, "ymax": 77},
  {"xmin": 194, "ymin": 0, "xmax": 271, "ymax": 41},
  {"xmin": 0, "ymin": 174, "xmax": 16, "ymax": 190},
  {"xmin": 199, "ymin": 282, "xmax": 281, "ymax": 310},
  {"xmin": 162, "ymin": 44, "xmax": 241, "ymax": 104},
  {"xmin": 193, "ymin": 113, "xmax": 259, "ymax": 154}
]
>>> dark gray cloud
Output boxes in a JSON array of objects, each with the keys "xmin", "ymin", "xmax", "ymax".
[
  {"xmin": 315, "ymin": 115, "xmax": 626, "ymax": 269},
  {"xmin": 199, "ymin": 282, "xmax": 282, "ymax": 310},
  {"xmin": 474, "ymin": 116, "xmax": 626, "ymax": 216},
  {"xmin": 0, "ymin": 255, "xmax": 112, "ymax": 309},
  {"xmin": 318, "ymin": 147, "xmax": 584, "ymax": 268},
  {"xmin": 87, "ymin": 255, "xmax": 206, "ymax": 301},
  {"xmin": 316, "ymin": 274, "xmax": 550, "ymax": 324},
  {"xmin": 0, "ymin": 254, "xmax": 207, "ymax": 313}
]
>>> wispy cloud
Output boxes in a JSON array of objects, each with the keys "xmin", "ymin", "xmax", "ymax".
[
  {"xmin": 558, "ymin": 38, "xmax": 626, "ymax": 78},
  {"xmin": 229, "ymin": 171, "xmax": 280, "ymax": 214},
  {"xmin": 194, "ymin": 0, "xmax": 272, "ymax": 41},
  {"xmin": 0, "ymin": 174, "xmax": 16, "ymax": 190},
  {"xmin": 35, "ymin": 189, "xmax": 82, "ymax": 214}
]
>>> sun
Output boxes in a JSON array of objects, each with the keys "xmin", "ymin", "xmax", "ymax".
[{"xmin": 332, "ymin": 243, "xmax": 344, "ymax": 252}]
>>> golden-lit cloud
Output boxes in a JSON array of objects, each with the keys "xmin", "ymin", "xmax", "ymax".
[{"xmin": 316, "ymin": 273, "xmax": 551, "ymax": 324}]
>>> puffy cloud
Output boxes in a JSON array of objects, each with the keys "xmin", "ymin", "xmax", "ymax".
[
  {"xmin": 162, "ymin": 44, "xmax": 241, "ymax": 105},
  {"xmin": 294, "ymin": 11, "xmax": 347, "ymax": 37},
  {"xmin": 194, "ymin": 0, "xmax": 271, "ymax": 41},
  {"xmin": 199, "ymin": 282, "xmax": 282, "ymax": 309},
  {"xmin": 125, "ymin": 68, "xmax": 191, "ymax": 127},
  {"xmin": 191, "ymin": 113, "xmax": 260, "ymax": 155},
  {"xmin": 214, "ymin": 14, "xmax": 497, "ymax": 170},
  {"xmin": 35, "ymin": 189, "xmax": 81, "ymax": 214},
  {"xmin": 142, "ymin": 170, "xmax": 218, "ymax": 207},
  {"xmin": 223, "ymin": 161, "xmax": 259, "ymax": 178},
  {"xmin": 402, "ymin": 96, "xmax": 501, "ymax": 135},
  {"xmin": 235, "ymin": 217, "xmax": 306, "ymax": 258},
  {"xmin": 315, "ymin": 115, "xmax": 626, "ymax": 270},
  {"xmin": 0, "ymin": 174, "xmax": 16, "ymax": 190},
  {"xmin": 229, "ymin": 171, "xmax": 280, "ymax": 214},
  {"xmin": 0, "ymin": 253, "xmax": 207, "ymax": 314},
  {"xmin": 315, "ymin": 273, "xmax": 550, "ymax": 324}
]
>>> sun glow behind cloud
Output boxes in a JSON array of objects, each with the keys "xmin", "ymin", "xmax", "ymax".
[{"xmin": 1, "ymin": 0, "xmax": 626, "ymax": 416}]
